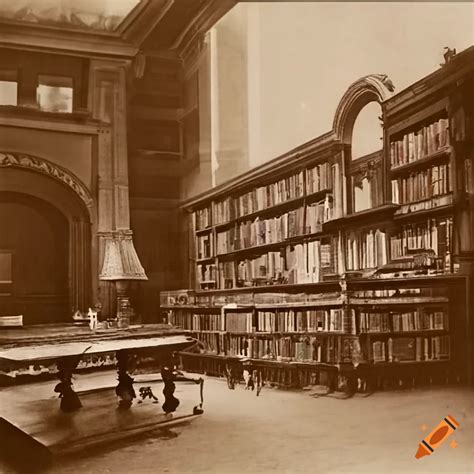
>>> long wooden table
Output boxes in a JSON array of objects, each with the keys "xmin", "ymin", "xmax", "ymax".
[{"xmin": 0, "ymin": 334, "xmax": 204, "ymax": 469}]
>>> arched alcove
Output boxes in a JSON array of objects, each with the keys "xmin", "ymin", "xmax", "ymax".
[
  {"xmin": 333, "ymin": 74, "xmax": 394, "ymax": 214},
  {"xmin": 0, "ymin": 154, "xmax": 94, "ymax": 322}
]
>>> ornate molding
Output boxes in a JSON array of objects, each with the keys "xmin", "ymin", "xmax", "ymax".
[
  {"xmin": 0, "ymin": 152, "xmax": 94, "ymax": 209},
  {"xmin": 333, "ymin": 74, "xmax": 395, "ymax": 143}
]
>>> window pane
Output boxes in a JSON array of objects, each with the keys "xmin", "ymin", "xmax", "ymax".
[
  {"xmin": 37, "ymin": 76, "xmax": 73, "ymax": 113},
  {"xmin": 0, "ymin": 252, "xmax": 12, "ymax": 284},
  {"xmin": 354, "ymin": 177, "xmax": 372, "ymax": 213},
  {"xmin": 352, "ymin": 102, "xmax": 383, "ymax": 159},
  {"xmin": 0, "ymin": 80, "xmax": 18, "ymax": 106}
]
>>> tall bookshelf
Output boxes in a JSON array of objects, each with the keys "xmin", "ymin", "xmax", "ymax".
[{"xmin": 162, "ymin": 47, "xmax": 474, "ymax": 391}]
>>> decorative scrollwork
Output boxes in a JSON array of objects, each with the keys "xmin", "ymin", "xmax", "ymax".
[{"xmin": 0, "ymin": 152, "xmax": 93, "ymax": 208}]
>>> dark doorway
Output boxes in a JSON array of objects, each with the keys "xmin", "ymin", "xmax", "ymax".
[{"xmin": 0, "ymin": 192, "xmax": 69, "ymax": 324}]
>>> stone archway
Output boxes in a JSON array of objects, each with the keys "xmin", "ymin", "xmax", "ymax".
[
  {"xmin": 333, "ymin": 74, "xmax": 394, "ymax": 145},
  {"xmin": 0, "ymin": 152, "xmax": 95, "ymax": 322}
]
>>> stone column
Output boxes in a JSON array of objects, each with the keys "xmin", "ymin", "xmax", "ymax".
[{"xmin": 89, "ymin": 59, "xmax": 147, "ymax": 317}]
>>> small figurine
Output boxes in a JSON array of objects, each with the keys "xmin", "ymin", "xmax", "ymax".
[
  {"xmin": 440, "ymin": 47, "xmax": 457, "ymax": 66},
  {"xmin": 88, "ymin": 307, "xmax": 98, "ymax": 330},
  {"xmin": 138, "ymin": 386, "xmax": 159, "ymax": 404}
]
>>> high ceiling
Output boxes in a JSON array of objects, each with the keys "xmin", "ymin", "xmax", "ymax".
[
  {"xmin": 0, "ymin": 0, "xmax": 142, "ymax": 33},
  {"xmin": 0, "ymin": 0, "xmax": 236, "ymax": 57}
]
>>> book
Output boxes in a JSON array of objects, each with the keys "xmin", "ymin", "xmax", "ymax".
[{"xmin": 390, "ymin": 117, "xmax": 450, "ymax": 168}]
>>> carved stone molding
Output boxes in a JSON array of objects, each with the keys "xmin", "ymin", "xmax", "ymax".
[
  {"xmin": 0, "ymin": 152, "xmax": 93, "ymax": 209},
  {"xmin": 333, "ymin": 74, "xmax": 395, "ymax": 144}
]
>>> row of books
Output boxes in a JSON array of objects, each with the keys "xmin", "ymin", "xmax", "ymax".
[
  {"xmin": 213, "ymin": 171, "xmax": 304, "ymax": 224},
  {"xmin": 391, "ymin": 163, "xmax": 452, "ymax": 205},
  {"xmin": 180, "ymin": 289, "xmax": 339, "ymax": 307},
  {"xmin": 349, "ymin": 287, "xmax": 446, "ymax": 299},
  {"xmin": 389, "ymin": 218, "xmax": 452, "ymax": 259},
  {"xmin": 345, "ymin": 228, "xmax": 387, "ymax": 271},
  {"xmin": 286, "ymin": 240, "xmax": 337, "ymax": 283},
  {"xmin": 234, "ymin": 252, "xmax": 285, "ymax": 286},
  {"xmin": 371, "ymin": 336, "xmax": 450, "ymax": 363},
  {"xmin": 358, "ymin": 309, "xmax": 448, "ymax": 333},
  {"xmin": 226, "ymin": 311, "xmax": 254, "ymax": 333},
  {"xmin": 196, "ymin": 234, "xmax": 213, "ymax": 260},
  {"xmin": 195, "ymin": 207, "xmax": 211, "ymax": 230},
  {"xmin": 168, "ymin": 311, "xmax": 223, "ymax": 331},
  {"xmin": 216, "ymin": 239, "xmax": 338, "ymax": 289},
  {"xmin": 305, "ymin": 197, "xmax": 333, "ymax": 232},
  {"xmin": 390, "ymin": 118, "xmax": 449, "ymax": 169},
  {"xmin": 197, "ymin": 264, "xmax": 216, "ymax": 284},
  {"xmin": 306, "ymin": 162, "xmax": 332, "ymax": 194},
  {"xmin": 224, "ymin": 334, "xmax": 341, "ymax": 363},
  {"xmin": 216, "ymin": 208, "xmax": 305, "ymax": 254},
  {"xmin": 257, "ymin": 309, "xmax": 343, "ymax": 333}
]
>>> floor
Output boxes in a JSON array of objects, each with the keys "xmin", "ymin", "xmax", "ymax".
[{"xmin": 1, "ymin": 372, "xmax": 473, "ymax": 474}]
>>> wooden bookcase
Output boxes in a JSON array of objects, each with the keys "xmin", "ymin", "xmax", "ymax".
[{"xmin": 161, "ymin": 47, "xmax": 474, "ymax": 390}]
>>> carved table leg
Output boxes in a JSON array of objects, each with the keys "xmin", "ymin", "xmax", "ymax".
[
  {"xmin": 161, "ymin": 365, "xmax": 180, "ymax": 414},
  {"xmin": 115, "ymin": 350, "xmax": 136, "ymax": 410},
  {"xmin": 54, "ymin": 357, "xmax": 82, "ymax": 412}
]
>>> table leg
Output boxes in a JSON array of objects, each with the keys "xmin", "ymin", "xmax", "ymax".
[
  {"xmin": 54, "ymin": 357, "xmax": 82, "ymax": 412},
  {"xmin": 116, "ymin": 350, "xmax": 136, "ymax": 409}
]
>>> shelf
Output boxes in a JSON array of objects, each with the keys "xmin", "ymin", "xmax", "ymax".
[
  {"xmin": 183, "ymin": 330, "xmax": 346, "ymax": 336},
  {"xmin": 371, "ymin": 359, "xmax": 450, "ymax": 366},
  {"xmin": 215, "ymin": 229, "xmax": 332, "ymax": 260},
  {"xmin": 390, "ymin": 147, "xmax": 450, "ymax": 175},
  {"xmin": 359, "ymin": 329, "xmax": 448, "ymax": 336},
  {"xmin": 216, "ymin": 240, "xmax": 291, "ymax": 259},
  {"xmin": 254, "ymin": 298, "xmax": 344, "ymax": 308},
  {"xmin": 348, "ymin": 296, "xmax": 448, "ymax": 306},
  {"xmin": 177, "ymin": 351, "xmax": 339, "ymax": 369},
  {"xmin": 212, "ymin": 188, "xmax": 331, "ymax": 232},
  {"xmin": 213, "ymin": 195, "xmax": 305, "ymax": 230},
  {"xmin": 193, "ymin": 280, "xmax": 341, "ymax": 296},
  {"xmin": 323, "ymin": 204, "xmax": 399, "ymax": 230},
  {"xmin": 161, "ymin": 305, "xmax": 222, "ymax": 310},
  {"xmin": 195, "ymin": 227, "xmax": 213, "ymax": 235},
  {"xmin": 196, "ymin": 257, "xmax": 215, "ymax": 264},
  {"xmin": 393, "ymin": 200, "xmax": 454, "ymax": 221}
]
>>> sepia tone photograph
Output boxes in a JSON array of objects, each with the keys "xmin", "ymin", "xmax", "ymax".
[{"xmin": 0, "ymin": 0, "xmax": 473, "ymax": 472}]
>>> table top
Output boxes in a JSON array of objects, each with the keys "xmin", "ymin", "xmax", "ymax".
[{"xmin": 0, "ymin": 335, "xmax": 195, "ymax": 362}]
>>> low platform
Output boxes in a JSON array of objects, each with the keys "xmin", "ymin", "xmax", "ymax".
[{"xmin": 0, "ymin": 372, "xmax": 203, "ymax": 471}]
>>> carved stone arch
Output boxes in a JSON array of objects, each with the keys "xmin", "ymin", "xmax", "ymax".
[
  {"xmin": 333, "ymin": 74, "xmax": 394, "ymax": 144},
  {"xmin": 0, "ymin": 152, "xmax": 96, "ymax": 317},
  {"xmin": 0, "ymin": 152, "xmax": 94, "ymax": 213}
]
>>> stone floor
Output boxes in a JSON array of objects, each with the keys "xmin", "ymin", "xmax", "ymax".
[{"xmin": 1, "ymin": 371, "xmax": 473, "ymax": 473}]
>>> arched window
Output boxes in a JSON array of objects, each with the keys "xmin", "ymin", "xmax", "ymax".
[{"xmin": 350, "ymin": 102, "xmax": 383, "ymax": 213}]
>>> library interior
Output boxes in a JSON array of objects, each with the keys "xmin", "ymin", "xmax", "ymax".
[{"xmin": 0, "ymin": 1, "xmax": 473, "ymax": 473}]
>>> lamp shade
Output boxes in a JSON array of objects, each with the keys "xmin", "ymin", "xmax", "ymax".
[{"xmin": 100, "ymin": 231, "xmax": 147, "ymax": 281}]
